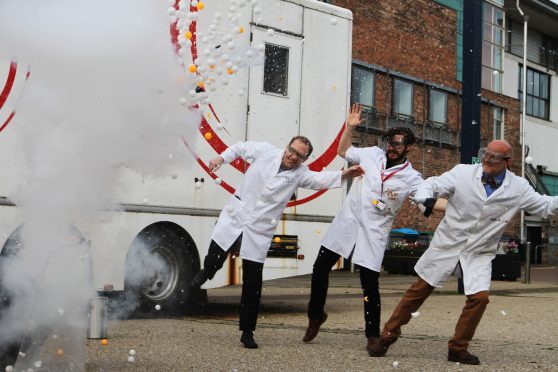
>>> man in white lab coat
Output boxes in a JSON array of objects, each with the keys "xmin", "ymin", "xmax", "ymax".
[
  {"xmin": 303, "ymin": 104, "xmax": 424, "ymax": 354},
  {"xmin": 192, "ymin": 136, "xmax": 364, "ymax": 348},
  {"xmin": 368, "ymin": 140, "xmax": 558, "ymax": 365}
]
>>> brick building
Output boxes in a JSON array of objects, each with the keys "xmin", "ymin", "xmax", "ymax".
[{"xmin": 328, "ymin": 0, "xmax": 525, "ymax": 236}]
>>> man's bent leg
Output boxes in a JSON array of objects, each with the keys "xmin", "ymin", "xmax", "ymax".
[
  {"xmin": 191, "ymin": 237, "xmax": 240, "ymax": 288},
  {"xmin": 303, "ymin": 247, "xmax": 340, "ymax": 343},
  {"xmin": 447, "ymin": 291, "xmax": 489, "ymax": 365},
  {"xmin": 368, "ymin": 277, "xmax": 434, "ymax": 357}
]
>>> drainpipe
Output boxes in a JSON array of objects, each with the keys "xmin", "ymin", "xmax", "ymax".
[{"xmin": 517, "ymin": 0, "xmax": 528, "ymax": 243}]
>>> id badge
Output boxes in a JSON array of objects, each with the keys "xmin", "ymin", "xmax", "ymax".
[{"xmin": 372, "ymin": 199, "xmax": 386, "ymax": 211}]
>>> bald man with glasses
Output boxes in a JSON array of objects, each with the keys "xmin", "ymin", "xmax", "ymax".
[{"xmin": 369, "ymin": 139, "xmax": 558, "ymax": 365}]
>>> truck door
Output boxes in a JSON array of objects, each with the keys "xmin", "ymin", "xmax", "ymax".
[{"xmin": 247, "ymin": 27, "xmax": 302, "ymax": 145}]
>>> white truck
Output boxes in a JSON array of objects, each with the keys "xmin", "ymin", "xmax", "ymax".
[{"xmin": 0, "ymin": 0, "xmax": 353, "ymax": 315}]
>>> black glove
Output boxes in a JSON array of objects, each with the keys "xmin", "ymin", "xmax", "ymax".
[{"xmin": 423, "ymin": 198, "xmax": 437, "ymax": 217}]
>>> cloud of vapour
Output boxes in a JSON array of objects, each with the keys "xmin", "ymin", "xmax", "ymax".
[{"xmin": 0, "ymin": 0, "xmax": 200, "ymax": 367}]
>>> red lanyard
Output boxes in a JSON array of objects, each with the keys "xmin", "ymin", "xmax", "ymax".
[{"xmin": 380, "ymin": 161, "xmax": 409, "ymax": 195}]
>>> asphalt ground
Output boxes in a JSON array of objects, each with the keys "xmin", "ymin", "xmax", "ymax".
[{"xmin": 85, "ymin": 266, "xmax": 558, "ymax": 371}]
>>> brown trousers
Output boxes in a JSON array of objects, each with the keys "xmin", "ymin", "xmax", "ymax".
[{"xmin": 382, "ymin": 277, "xmax": 489, "ymax": 351}]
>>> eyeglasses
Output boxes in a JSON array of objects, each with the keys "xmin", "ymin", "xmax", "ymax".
[
  {"xmin": 382, "ymin": 139, "xmax": 406, "ymax": 150},
  {"xmin": 478, "ymin": 148, "xmax": 510, "ymax": 163},
  {"xmin": 286, "ymin": 145, "xmax": 308, "ymax": 161}
]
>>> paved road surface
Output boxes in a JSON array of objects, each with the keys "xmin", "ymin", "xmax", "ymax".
[{"xmin": 83, "ymin": 267, "xmax": 558, "ymax": 371}]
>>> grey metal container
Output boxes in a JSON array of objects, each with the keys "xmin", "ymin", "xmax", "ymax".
[{"xmin": 87, "ymin": 296, "xmax": 108, "ymax": 339}]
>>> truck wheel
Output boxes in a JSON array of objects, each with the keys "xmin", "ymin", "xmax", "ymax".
[{"xmin": 123, "ymin": 225, "xmax": 198, "ymax": 317}]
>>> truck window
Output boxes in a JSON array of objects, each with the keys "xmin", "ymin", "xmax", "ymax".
[{"xmin": 263, "ymin": 43, "xmax": 289, "ymax": 96}]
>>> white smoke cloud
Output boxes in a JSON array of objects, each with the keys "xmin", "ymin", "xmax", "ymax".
[{"xmin": 0, "ymin": 0, "xmax": 200, "ymax": 368}]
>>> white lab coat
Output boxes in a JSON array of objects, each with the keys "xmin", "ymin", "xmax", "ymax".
[
  {"xmin": 211, "ymin": 141, "xmax": 343, "ymax": 263},
  {"xmin": 322, "ymin": 146, "xmax": 423, "ymax": 272},
  {"xmin": 414, "ymin": 164, "xmax": 558, "ymax": 295}
]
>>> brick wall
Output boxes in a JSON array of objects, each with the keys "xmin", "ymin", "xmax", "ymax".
[{"xmin": 334, "ymin": 0, "xmax": 522, "ymax": 235}]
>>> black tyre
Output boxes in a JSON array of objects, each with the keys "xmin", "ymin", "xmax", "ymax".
[{"xmin": 123, "ymin": 224, "xmax": 199, "ymax": 317}]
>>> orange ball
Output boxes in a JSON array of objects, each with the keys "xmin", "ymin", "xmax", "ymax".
[
  {"xmin": 188, "ymin": 64, "xmax": 197, "ymax": 73},
  {"xmin": 185, "ymin": 31, "xmax": 193, "ymax": 39},
  {"xmin": 239, "ymin": 26, "xmax": 244, "ymax": 34},
  {"xmin": 227, "ymin": 68, "xmax": 234, "ymax": 75},
  {"xmin": 100, "ymin": 339, "xmax": 108, "ymax": 346},
  {"xmin": 56, "ymin": 348, "xmax": 64, "ymax": 357},
  {"xmin": 273, "ymin": 237, "xmax": 281, "ymax": 244},
  {"xmin": 197, "ymin": 2, "xmax": 205, "ymax": 10},
  {"xmin": 204, "ymin": 132, "xmax": 212, "ymax": 140}
]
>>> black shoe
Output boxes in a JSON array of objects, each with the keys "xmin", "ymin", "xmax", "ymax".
[
  {"xmin": 448, "ymin": 349, "xmax": 480, "ymax": 365},
  {"xmin": 190, "ymin": 269, "xmax": 208, "ymax": 289},
  {"xmin": 240, "ymin": 331, "xmax": 258, "ymax": 349},
  {"xmin": 367, "ymin": 337, "xmax": 396, "ymax": 357},
  {"xmin": 303, "ymin": 312, "xmax": 328, "ymax": 343}
]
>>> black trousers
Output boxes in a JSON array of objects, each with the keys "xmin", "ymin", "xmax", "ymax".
[
  {"xmin": 202, "ymin": 235, "xmax": 242, "ymax": 280},
  {"xmin": 239, "ymin": 259, "xmax": 264, "ymax": 332},
  {"xmin": 307, "ymin": 246, "xmax": 381, "ymax": 338}
]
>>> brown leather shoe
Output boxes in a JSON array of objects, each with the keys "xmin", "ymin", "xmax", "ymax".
[
  {"xmin": 302, "ymin": 313, "xmax": 328, "ymax": 343},
  {"xmin": 367, "ymin": 337, "xmax": 396, "ymax": 357},
  {"xmin": 448, "ymin": 349, "xmax": 480, "ymax": 365},
  {"xmin": 366, "ymin": 336, "xmax": 380, "ymax": 351}
]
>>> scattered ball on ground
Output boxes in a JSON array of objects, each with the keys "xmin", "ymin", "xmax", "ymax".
[
  {"xmin": 393, "ymin": 361, "xmax": 399, "ymax": 367},
  {"xmin": 155, "ymin": 304, "xmax": 161, "ymax": 311},
  {"xmin": 101, "ymin": 339, "xmax": 108, "ymax": 346},
  {"xmin": 129, "ymin": 349, "xmax": 136, "ymax": 356},
  {"xmin": 500, "ymin": 310, "xmax": 507, "ymax": 316},
  {"xmin": 127, "ymin": 356, "xmax": 136, "ymax": 363},
  {"xmin": 5, "ymin": 366, "xmax": 14, "ymax": 372},
  {"xmin": 411, "ymin": 311, "xmax": 420, "ymax": 318},
  {"xmin": 56, "ymin": 348, "xmax": 65, "ymax": 357}
]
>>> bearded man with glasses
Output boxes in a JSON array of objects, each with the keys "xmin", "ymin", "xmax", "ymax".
[
  {"xmin": 369, "ymin": 139, "xmax": 558, "ymax": 365},
  {"xmin": 189, "ymin": 135, "xmax": 364, "ymax": 349},
  {"xmin": 302, "ymin": 104, "xmax": 441, "ymax": 355}
]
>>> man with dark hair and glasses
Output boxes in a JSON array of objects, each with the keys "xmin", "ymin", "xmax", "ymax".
[
  {"xmin": 190, "ymin": 136, "xmax": 364, "ymax": 349},
  {"xmin": 303, "ymin": 104, "xmax": 437, "ymax": 354},
  {"xmin": 369, "ymin": 139, "xmax": 558, "ymax": 365}
]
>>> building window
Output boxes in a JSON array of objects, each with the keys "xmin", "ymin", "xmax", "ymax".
[
  {"xmin": 507, "ymin": 19, "xmax": 558, "ymax": 72},
  {"xmin": 481, "ymin": 1, "xmax": 505, "ymax": 93},
  {"xmin": 519, "ymin": 66, "xmax": 550, "ymax": 120},
  {"xmin": 429, "ymin": 89, "xmax": 447, "ymax": 124},
  {"xmin": 351, "ymin": 65, "xmax": 374, "ymax": 108},
  {"xmin": 351, "ymin": 64, "xmax": 377, "ymax": 128},
  {"xmin": 493, "ymin": 107, "xmax": 504, "ymax": 140},
  {"xmin": 263, "ymin": 43, "xmax": 289, "ymax": 96},
  {"xmin": 393, "ymin": 79, "xmax": 413, "ymax": 118}
]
